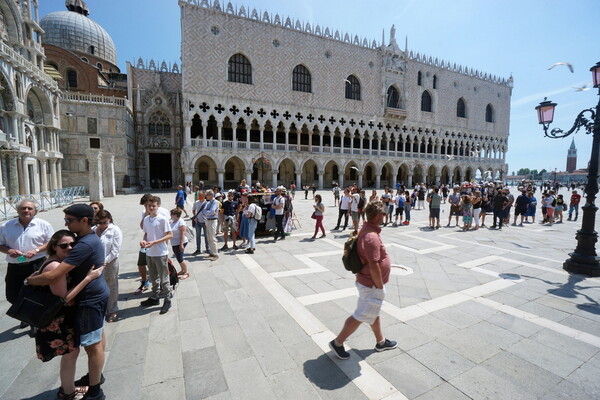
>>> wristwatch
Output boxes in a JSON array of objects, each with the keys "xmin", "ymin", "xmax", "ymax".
[
  {"xmin": 34, "ymin": 248, "xmax": 40, "ymax": 253},
  {"xmin": 23, "ymin": 278, "xmax": 29, "ymax": 286}
]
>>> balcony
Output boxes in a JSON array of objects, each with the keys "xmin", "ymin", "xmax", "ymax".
[
  {"xmin": 384, "ymin": 107, "xmax": 407, "ymax": 119},
  {"xmin": 0, "ymin": 41, "xmax": 58, "ymax": 90}
]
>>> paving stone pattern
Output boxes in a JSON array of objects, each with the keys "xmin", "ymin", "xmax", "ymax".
[{"xmin": 1, "ymin": 187, "xmax": 599, "ymax": 399}]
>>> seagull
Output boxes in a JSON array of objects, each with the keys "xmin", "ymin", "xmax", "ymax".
[
  {"xmin": 350, "ymin": 166, "xmax": 359, "ymax": 171},
  {"xmin": 548, "ymin": 62, "xmax": 574, "ymax": 73},
  {"xmin": 573, "ymin": 83, "xmax": 592, "ymax": 92},
  {"xmin": 483, "ymin": 171, "xmax": 492, "ymax": 176},
  {"xmin": 446, "ymin": 155, "xmax": 455, "ymax": 160},
  {"xmin": 470, "ymin": 151, "xmax": 479, "ymax": 157},
  {"xmin": 343, "ymin": 79, "xmax": 351, "ymax": 84}
]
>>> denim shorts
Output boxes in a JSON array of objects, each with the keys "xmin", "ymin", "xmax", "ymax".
[
  {"xmin": 76, "ymin": 298, "xmax": 108, "ymax": 347},
  {"xmin": 172, "ymin": 242, "xmax": 187, "ymax": 263}
]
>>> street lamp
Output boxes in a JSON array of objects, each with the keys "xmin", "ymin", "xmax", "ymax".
[{"xmin": 535, "ymin": 61, "xmax": 600, "ymax": 277}]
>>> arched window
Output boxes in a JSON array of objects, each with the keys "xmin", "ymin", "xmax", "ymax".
[
  {"xmin": 66, "ymin": 69, "xmax": 78, "ymax": 89},
  {"xmin": 228, "ymin": 53, "xmax": 252, "ymax": 84},
  {"xmin": 433, "ymin": 75, "xmax": 437, "ymax": 89},
  {"xmin": 417, "ymin": 71, "xmax": 422, "ymax": 86},
  {"xmin": 386, "ymin": 86, "xmax": 399, "ymax": 108},
  {"xmin": 148, "ymin": 111, "xmax": 171, "ymax": 136},
  {"xmin": 292, "ymin": 65, "xmax": 311, "ymax": 93},
  {"xmin": 485, "ymin": 104, "xmax": 494, "ymax": 122},
  {"xmin": 421, "ymin": 91, "xmax": 432, "ymax": 112},
  {"xmin": 457, "ymin": 98, "xmax": 466, "ymax": 118},
  {"xmin": 96, "ymin": 62, "xmax": 103, "ymax": 71},
  {"xmin": 345, "ymin": 75, "xmax": 360, "ymax": 100}
]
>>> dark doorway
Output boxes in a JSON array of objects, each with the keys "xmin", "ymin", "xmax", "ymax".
[{"xmin": 149, "ymin": 153, "xmax": 172, "ymax": 189}]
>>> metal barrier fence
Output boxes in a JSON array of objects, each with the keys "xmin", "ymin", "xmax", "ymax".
[{"xmin": 0, "ymin": 187, "xmax": 87, "ymax": 221}]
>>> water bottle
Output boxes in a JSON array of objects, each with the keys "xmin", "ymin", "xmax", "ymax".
[
  {"xmin": 17, "ymin": 255, "xmax": 27, "ymax": 263},
  {"xmin": 140, "ymin": 247, "xmax": 147, "ymax": 254}
]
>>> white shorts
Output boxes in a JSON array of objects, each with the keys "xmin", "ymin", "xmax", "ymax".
[{"xmin": 352, "ymin": 282, "xmax": 385, "ymax": 325}]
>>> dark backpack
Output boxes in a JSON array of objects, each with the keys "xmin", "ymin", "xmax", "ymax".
[
  {"xmin": 342, "ymin": 231, "xmax": 364, "ymax": 274},
  {"xmin": 168, "ymin": 258, "xmax": 179, "ymax": 289},
  {"xmin": 357, "ymin": 196, "xmax": 366, "ymax": 210}
]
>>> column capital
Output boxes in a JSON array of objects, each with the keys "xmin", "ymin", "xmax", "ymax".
[{"xmin": 216, "ymin": 168, "xmax": 226, "ymax": 174}]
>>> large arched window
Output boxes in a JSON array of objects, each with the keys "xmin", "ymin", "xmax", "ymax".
[
  {"xmin": 417, "ymin": 71, "xmax": 422, "ymax": 86},
  {"xmin": 66, "ymin": 69, "xmax": 78, "ymax": 89},
  {"xmin": 292, "ymin": 65, "xmax": 311, "ymax": 93},
  {"xmin": 148, "ymin": 111, "xmax": 171, "ymax": 136},
  {"xmin": 386, "ymin": 86, "xmax": 400, "ymax": 108},
  {"xmin": 457, "ymin": 98, "xmax": 466, "ymax": 118},
  {"xmin": 228, "ymin": 53, "xmax": 252, "ymax": 84},
  {"xmin": 421, "ymin": 91, "xmax": 432, "ymax": 112},
  {"xmin": 345, "ymin": 75, "xmax": 360, "ymax": 100},
  {"xmin": 485, "ymin": 104, "xmax": 494, "ymax": 122}
]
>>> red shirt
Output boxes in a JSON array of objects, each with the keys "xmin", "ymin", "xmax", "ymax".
[
  {"xmin": 570, "ymin": 194, "xmax": 581, "ymax": 206},
  {"xmin": 356, "ymin": 221, "xmax": 391, "ymax": 287}
]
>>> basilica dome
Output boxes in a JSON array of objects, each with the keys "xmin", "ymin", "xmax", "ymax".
[{"xmin": 40, "ymin": 0, "xmax": 117, "ymax": 67}]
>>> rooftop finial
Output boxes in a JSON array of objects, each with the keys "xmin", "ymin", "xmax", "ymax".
[{"xmin": 65, "ymin": 0, "xmax": 89, "ymax": 16}]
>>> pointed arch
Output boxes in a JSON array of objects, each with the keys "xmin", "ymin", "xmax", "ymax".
[
  {"xmin": 345, "ymin": 74, "xmax": 361, "ymax": 100},
  {"xmin": 292, "ymin": 64, "xmax": 311, "ymax": 93},
  {"xmin": 386, "ymin": 85, "xmax": 400, "ymax": 108},
  {"xmin": 421, "ymin": 90, "xmax": 432, "ymax": 112},
  {"xmin": 485, "ymin": 104, "xmax": 494, "ymax": 122},
  {"xmin": 228, "ymin": 53, "xmax": 252, "ymax": 84},
  {"xmin": 457, "ymin": 97, "xmax": 466, "ymax": 118}
]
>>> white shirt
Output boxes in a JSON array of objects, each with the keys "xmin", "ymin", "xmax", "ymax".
[
  {"xmin": 170, "ymin": 218, "xmax": 188, "ymax": 246},
  {"xmin": 140, "ymin": 206, "xmax": 169, "ymax": 222},
  {"xmin": 142, "ymin": 214, "xmax": 171, "ymax": 257},
  {"xmin": 339, "ymin": 195, "xmax": 351, "ymax": 210},
  {"xmin": 0, "ymin": 217, "xmax": 54, "ymax": 263},
  {"xmin": 350, "ymin": 193, "xmax": 360, "ymax": 212},
  {"xmin": 273, "ymin": 195, "xmax": 285, "ymax": 215},
  {"xmin": 93, "ymin": 223, "xmax": 122, "ymax": 264}
]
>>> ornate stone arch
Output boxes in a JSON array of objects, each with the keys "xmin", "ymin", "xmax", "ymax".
[
  {"xmin": 24, "ymin": 86, "xmax": 51, "ymax": 124},
  {"xmin": 0, "ymin": 68, "xmax": 16, "ymax": 111}
]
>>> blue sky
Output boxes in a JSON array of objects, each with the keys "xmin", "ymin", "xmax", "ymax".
[{"xmin": 39, "ymin": 0, "xmax": 599, "ymax": 174}]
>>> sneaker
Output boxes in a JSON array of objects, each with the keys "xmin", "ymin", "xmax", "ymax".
[
  {"xmin": 207, "ymin": 255, "xmax": 219, "ymax": 261},
  {"xmin": 134, "ymin": 281, "xmax": 149, "ymax": 295},
  {"xmin": 220, "ymin": 245, "xmax": 229, "ymax": 251},
  {"xmin": 192, "ymin": 250, "xmax": 201, "ymax": 256},
  {"xmin": 329, "ymin": 340, "xmax": 350, "ymax": 360},
  {"xmin": 160, "ymin": 299, "xmax": 171, "ymax": 315},
  {"xmin": 81, "ymin": 388, "xmax": 105, "ymax": 400},
  {"xmin": 245, "ymin": 248, "xmax": 254, "ymax": 254},
  {"xmin": 140, "ymin": 297, "xmax": 160, "ymax": 307},
  {"xmin": 375, "ymin": 338, "xmax": 397, "ymax": 352},
  {"xmin": 74, "ymin": 373, "xmax": 106, "ymax": 387},
  {"xmin": 232, "ymin": 244, "xmax": 239, "ymax": 250}
]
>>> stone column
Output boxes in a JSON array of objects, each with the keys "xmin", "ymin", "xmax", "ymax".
[
  {"xmin": 375, "ymin": 174, "xmax": 381, "ymax": 189},
  {"xmin": 103, "ymin": 153, "xmax": 116, "ymax": 197},
  {"xmin": 391, "ymin": 173, "xmax": 398, "ymax": 189},
  {"xmin": 50, "ymin": 159, "xmax": 58, "ymax": 190},
  {"xmin": 318, "ymin": 170, "xmax": 324, "ymax": 190},
  {"xmin": 39, "ymin": 158, "xmax": 48, "ymax": 192},
  {"xmin": 8, "ymin": 154, "xmax": 18, "ymax": 196},
  {"xmin": 245, "ymin": 169, "xmax": 253, "ymax": 188},
  {"xmin": 217, "ymin": 168, "xmax": 225, "ymax": 190},
  {"xmin": 435, "ymin": 174, "xmax": 441, "ymax": 186},
  {"xmin": 271, "ymin": 170, "xmax": 278, "ymax": 189},
  {"xmin": 339, "ymin": 173, "xmax": 344, "ymax": 189},
  {"xmin": 259, "ymin": 127, "xmax": 264, "ymax": 150},
  {"xmin": 217, "ymin": 122, "xmax": 223, "ymax": 148},
  {"xmin": 57, "ymin": 160, "xmax": 63, "ymax": 189},
  {"xmin": 358, "ymin": 172, "xmax": 363, "ymax": 189},
  {"xmin": 86, "ymin": 149, "xmax": 104, "ymax": 201},
  {"xmin": 295, "ymin": 172, "xmax": 301, "ymax": 189},
  {"xmin": 319, "ymin": 132, "xmax": 323, "ymax": 153},
  {"xmin": 184, "ymin": 121, "xmax": 192, "ymax": 147},
  {"xmin": 0, "ymin": 155, "xmax": 8, "ymax": 197},
  {"xmin": 233, "ymin": 124, "xmax": 238, "ymax": 149},
  {"xmin": 184, "ymin": 169, "xmax": 193, "ymax": 186},
  {"xmin": 246, "ymin": 128, "xmax": 251, "ymax": 149},
  {"xmin": 284, "ymin": 128, "xmax": 289, "ymax": 150},
  {"xmin": 407, "ymin": 173, "xmax": 413, "ymax": 188},
  {"xmin": 377, "ymin": 134, "xmax": 382, "ymax": 156},
  {"xmin": 16, "ymin": 155, "xmax": 24, "ymax": 194}
]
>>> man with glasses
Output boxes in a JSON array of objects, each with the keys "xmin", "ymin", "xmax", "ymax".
[
  {"xmin": 26, "ymin": 204, "xmax": 108, "ymax": 400},
  {"xmin": 0, "ymin": 200, "xmax": 54, "ymax": 332},
  {"xmin": 202, "ymin": 190, "xmax": 220, "ymax": 260}
]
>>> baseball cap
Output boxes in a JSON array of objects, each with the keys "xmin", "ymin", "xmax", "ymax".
[{"xmin": 64, "ymin": 204, "xmax": 94, "ymax": 220}]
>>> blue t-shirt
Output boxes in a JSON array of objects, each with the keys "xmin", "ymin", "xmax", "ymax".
[
  {"xmin": 64, "ymin": 232, "xmax": 108, "ymax": 305},
  {"xmin": 176, "ymin": 189, "xmax": 185, "ymax": 206}
]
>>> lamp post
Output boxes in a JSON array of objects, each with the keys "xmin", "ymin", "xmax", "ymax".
[{"xmin": 535, "ymin": 61, "xmax": 600, "ymax": 277}]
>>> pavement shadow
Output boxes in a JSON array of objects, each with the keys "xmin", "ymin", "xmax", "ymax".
[
  {"xmin": 523, "ymin": 273, "xmax": 600, "ymax": 316},
  {"xmin": 303, "ymin": 353, "xmax": 359, "ymax": 390},
  {"xmin": 0, "ymin": 325, "xmax": 28, "ymax": 344},
  {"xmin": 118, "ymin": 271, "xmax": 140, "ymax": 280},
  {"xmin": 19, "ymin": 389, "xmax": 57, "ymax": 400}
]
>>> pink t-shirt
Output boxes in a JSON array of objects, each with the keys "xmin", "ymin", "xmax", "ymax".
[{"xmin": 356, "ymin": 222, "xmax": 391, "ymax": 287}]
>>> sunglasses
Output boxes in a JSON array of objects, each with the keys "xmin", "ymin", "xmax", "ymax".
[
  {"xmin": 57, "ymin": 242, "xmax": 75, "ymax": 249},
  {"xmin": 64, "ymin": 217, "xmax": 81, "ymax": 224}
]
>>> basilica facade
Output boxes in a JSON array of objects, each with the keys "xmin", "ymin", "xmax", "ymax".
[
  {"xmin": 0, "ymin": 0, "xmax": 63, "ymax": 196},
  {"xmin": 127, "ymin": 0, "xmax": 511, "ymax": 190}
]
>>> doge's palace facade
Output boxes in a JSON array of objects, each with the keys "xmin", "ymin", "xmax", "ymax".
[{"xmin": 176, "ymin": 0, "xmax": 512, "ymax": 189}]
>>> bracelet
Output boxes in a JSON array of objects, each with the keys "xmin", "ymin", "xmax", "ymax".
[{"xmin": 35, "ymin": 248, "xmax": 40, "ymax": 253}]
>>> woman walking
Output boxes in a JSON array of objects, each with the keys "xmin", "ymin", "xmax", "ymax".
[
  {"xmin": 311, "ymin": 194, "xmax": 326, "ymax": 239},
  {"xmin": 245, "ymin": 196, "xmax": 260, "ymax": 254},
  {"xmin": 93, "ymin": 210, "xmax": 123, "ymax": 322}
]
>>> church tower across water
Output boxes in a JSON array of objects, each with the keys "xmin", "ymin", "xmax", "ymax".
[{"xmin": 566, "ymin": 138, "xmax": 577, "ymax": 173}]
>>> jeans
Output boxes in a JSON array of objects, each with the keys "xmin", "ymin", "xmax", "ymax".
[
  {"xmin": 248, "ymin": 218, "xmax": 257, "ymax": 249},
  {"xmin": 569, "ymin": 204, "xmax": 579, "ymax": 219},
  {"xmin": 404, "ymin": 204, "xmax": 411, "ymax": 221},
  {"xmin": 194, "ymin": 222, "xmax": 209, "ymax": 252},
  {"xmin": 275, "ymin": 214, "xmax": 284, "ymax": 238},
  {"xmin": 335, "ymin": 209, "xmax": 349, "ymax": 229}
]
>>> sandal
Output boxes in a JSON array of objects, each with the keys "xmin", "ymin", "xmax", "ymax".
[
  {"xmin": 57, "ymin": 386, "xmax": 87, "ymax": 399},
  {"xmin": 106, "ymin": 313, "xmax": 118, "ymax": 323},
  {"xmin": 179, "ymin": 273, "xmax": 190, "ymax": 280}
]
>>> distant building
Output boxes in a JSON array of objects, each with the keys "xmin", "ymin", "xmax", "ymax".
[{"xmin": 566, "ymin": 138, "xmax": 577, "ymax": 173}]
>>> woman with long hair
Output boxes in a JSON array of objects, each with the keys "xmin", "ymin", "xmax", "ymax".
[
  {"xmin": 34, "ymin": 230, "xmax": 104, "ymax": 400},
  {"xmin": 311, "ymin": 194, "xmax": 326, "ymax": 239}
]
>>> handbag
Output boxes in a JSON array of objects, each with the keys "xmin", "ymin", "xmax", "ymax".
[
  {"xmin": 311, "ymin": 212, "xmax": 317, "ymax": 219},
  {"xmin": 6, "ymin": 284, "xmax": 65, "ymax": 328}
]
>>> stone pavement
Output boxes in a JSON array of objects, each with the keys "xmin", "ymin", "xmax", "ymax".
[{"xmin": 1, "ymin": 187, "xmax": 600, "ymax": 400}]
